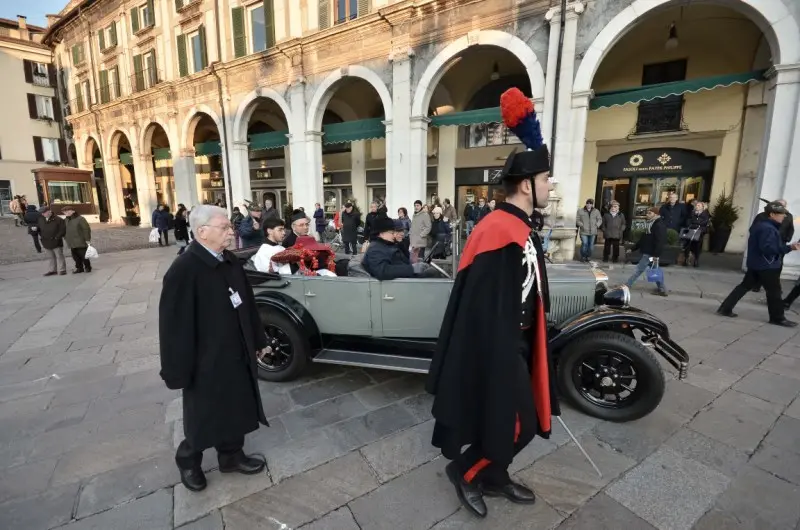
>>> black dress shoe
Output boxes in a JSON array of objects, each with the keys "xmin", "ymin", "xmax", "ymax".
[
  {"xmin": 769, "ymin": 319, "xmax": 798, "ymax": 328},
  {"xmin": 44, "ymin": 272, "xmax": 56, "ymax": 277},
  {"xmin": 445, "ymin": 461, "xmax": 487, "ymax": 518},
  {"xmin": 219, "ymin": 453, "xmax": 265, "ymax": 475},
  {"xmin": 483, "ymin": 480, "xmax": 537, "ymax": 504},
  {"xmin": 716, "ymin": 309, "xmax": 738, "ymax": 318},
  {"xmin": 179, "ymin": 467, "xmax": 207, "ymax": 492},
  {"xmin": 72, "ymin": 269, "xmax": 83, "ymax": 274}
]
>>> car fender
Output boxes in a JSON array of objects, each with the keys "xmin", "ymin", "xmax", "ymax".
[
  {"xmin": 549, "ymin": 306, "xmax": 669, "ymax": 353},
  {"xmin": 254, "ymin": 291, "xmax": 322, "ymax": 350}
]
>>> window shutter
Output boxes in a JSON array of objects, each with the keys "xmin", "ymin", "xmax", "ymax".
[
  {"xmin": 98, "ymin": 28, "xmax": 106, "ymax": 51},
  {"xmin": 231, "ymin": 7, "xmax": 245, "ymax": 58},
  {"xmin": 27, "ymin": 94, "xmax": 38, "ymax": 119},
  {"xmin": 47, "ymin": 64, "xmax": 56, "ymax": 87},
  {"xmin": 23, "ymin": 59, "xmax": 33, "ymax": 83},
  {"xmin": 175, "ymin": 0, "xmax": 183, "ymax": 10},
  {"xmin": 74, "ymin": 83, "xmax": 83, "ymax": 112},
  {"xmin": 58, "ymin": 139, "xmax": 67, "ymax": 163},
  {"xmin": 109, "ymin": 23, "xmax": 117, "ymax": 46},
  {"xmin": 357, "ymin": 0, "xmax": 370, "ymax": 16},
  {"xmin": 131, "ymin": 7, "xmax": 140, "ymax": 33},
  {"xmin": 53, "ymin": 96, "xmax": 62, "ymax": 121},
  {"xmin": 33, "ymin": 137, "xmax": 44, "ymax": 162},
  {"xmin": 133, "ymin": 54, "xmax": 144, "ymax": 91},
  {"xmin": 319, "ymin": 0, "xmax": 330, "ymax": 29},
  {"xmin": 99, "ymin": 70, "xmax": 109, "ymax": 103},
  {"xmin": 110, "ymin": 66, "xmax": 120, "ymax": 97},
  {"xmin": 198, "ymin": 25, "xmax": 208, "ymax": 69},
  {"xmin": 71, "ymin": 45, "xmax": 79, "ymax": 64},
  {"xmin": 264, "ymin": 0, "xmax": 275, "ymax": 48},
  {"xmin": 146, "ymin": 0, "xmax": 155, "ymax": 26},
  {"xmin": 176, "ymin": 34, "xmax": 188, "ymax": 77}
]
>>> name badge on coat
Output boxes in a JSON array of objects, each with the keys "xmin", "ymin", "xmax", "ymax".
[{"xmin": 228, "ymin": 288, "xmax": 243, "ymax": 308}]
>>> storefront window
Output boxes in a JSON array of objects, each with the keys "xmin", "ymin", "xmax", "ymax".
[
  {"xmin": 47, "ymin": 181, "xmax": 90, "ymax": 204},
  {"xmin": 465, "ymin": 123, "xmax": 522, "ymax": 148}
]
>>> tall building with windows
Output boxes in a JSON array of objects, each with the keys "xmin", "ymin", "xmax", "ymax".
[{"xmin": 0, "ymin": 16, "xmax": 72, "ymax": 215}]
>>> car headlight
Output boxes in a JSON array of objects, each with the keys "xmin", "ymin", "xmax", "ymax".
[{"xmin": 603, "ymin": 285, "xmax": 630, "ymax": 308}]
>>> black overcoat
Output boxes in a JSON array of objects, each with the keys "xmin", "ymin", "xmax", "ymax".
[{"xmin": 159, "ymin": 242, "xmax": 268, "ymax": 450}]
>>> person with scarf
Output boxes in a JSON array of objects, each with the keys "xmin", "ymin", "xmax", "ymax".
[{"xmin": 426, "ymin": 88, "xmax": 559, "ymax": 519}]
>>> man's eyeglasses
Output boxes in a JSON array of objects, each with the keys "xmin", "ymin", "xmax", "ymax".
[{"xmin": 204, "ymin": 224, "xmax": 234, "ymax": 232}]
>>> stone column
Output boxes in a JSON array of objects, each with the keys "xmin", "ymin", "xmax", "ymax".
[
  {"xmin": 284, "ymin": 145, "xmax": 293, "ymax": 197},
  {"xmin": 437, "ymin": 126, "xmax": 457, "ymax": 202},
  {"xmin": 104, "ymin": 157, "xmax": 125, "ymax": 223},
  {"xmin": 298, "ymin": 131, "xmax": 324, "ymax": 213},
  {"xmin": 389, "ymin": 52, "xmax": 416, "ymax": 212},
  {"xmin": 398, "ymin": 116, "xmax": 429, "ymax": 212},
  {"xmin": 351, "ymin": 140, "xmax": 367, "ymax": 209},
  {"xmin": 560, "ymin": 90, "xmax": 594, "ymax": 261},
  {"xmin": 775, "ymin": 65, "xmax": 800, "ymax": 278},
  {"xmin": 542, "ymin": 6, "xmax": 563, "ymax": 145},
  {"xmin": 133, "ymin": 153, "xmax": 158, "ymax": 226},
  {"xmin": 228, "ymin": 141, "xmax": 251, "ymax": 208},
  {"xmin": 552, "ymin": 4, "xmax": 582, "ymax": 183},
  {"xmin": 173, "ymin": 148, "xmax": 199, "ymax": 207}
]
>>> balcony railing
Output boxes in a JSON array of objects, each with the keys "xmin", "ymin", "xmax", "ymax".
[
  {"xmin": 32, "ymin": 73, "xmax": 52, "ymax": 87},
  {"xmin": 130, "ymin": 67, "xmax": 161, "ymax": 93},
  {"xmin": 635, "ymin": 96, "xmax": 684, "ymax": 134},
  {"xmin": 97, "ymin": 83, "xmax": 122, "ymax": 105}
]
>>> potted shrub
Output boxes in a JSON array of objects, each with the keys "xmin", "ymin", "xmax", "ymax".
[{"xmin": 709, "ymin": 189, "xmax": 740, "ymax": 253}]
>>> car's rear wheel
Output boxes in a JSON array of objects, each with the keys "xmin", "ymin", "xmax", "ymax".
[
  {"xmin": 556, "ymin": 331, "xmax": 665, "ymax": 422},
  {"xmin": 257, "ymin": 310, "xmax": 309, "ymax": 382}
]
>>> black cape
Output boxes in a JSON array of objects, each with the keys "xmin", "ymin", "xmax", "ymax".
[
  {"xmin": 159, "ymin": 242, "xmax": 268, "ymax": 450},
  {"xmin": 426, "ymin": 202, "xmax": 559, "ymax": 466}
]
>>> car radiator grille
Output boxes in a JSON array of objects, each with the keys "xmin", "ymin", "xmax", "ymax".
[{"xmin": 548, "ymin": 294, "xmax": 594, "ymax": 325}]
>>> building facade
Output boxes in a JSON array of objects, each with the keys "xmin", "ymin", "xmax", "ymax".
[
  {"xmin": 44, "ymin": 0, "xmax": 800, "ymax": 273},
  {"xmin": 0, "ymin": 16, "xmax": 73, "ymax": 215}
]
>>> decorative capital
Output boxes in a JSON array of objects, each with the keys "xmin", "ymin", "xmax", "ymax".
[
  {"xmin": 232, "ymin": 141, "xmax": 249, "ymax": 151},
  {"xmin": 572, "ymin": 89, "xmax": 594, "ymax": 108},
  {"xmin": 766, "ymin": 63, "xmax": 800, "ymax": 86},
  {"xmin": 179, "ymin": 148, "xmax": 196, "ymax": 157}
]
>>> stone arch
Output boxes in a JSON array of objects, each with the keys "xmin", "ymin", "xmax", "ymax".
[
  {"xmin": 232, "ymin": 87, "xmax": 295, "ymax": 143},
  {"xmin": 140, "ymin": 117, "xmax": 178, "ymax": 155},
  {"xmin": 411, "ymin": 30, "xmax": 546, "ymax": 117},
  {"xmin": 181, "ymin": 104, "xmax": 224, "ymax": 150},
  {"xmin": 82, "ymin": 133, "xmax": 103, "ymax": 169},
  {"xmin": 573, "ymin": 0, "xmax": 800, "ymax": 94},
  {"xmin": 106, "ymin": 128, "xmax": 134, "ymax": 159},
  {"xmin": 306, "ymin": 65, "xmax": 393, "ymax": 131}
]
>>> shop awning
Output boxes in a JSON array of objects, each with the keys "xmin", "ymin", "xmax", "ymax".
[
  {"xmin": 322, "ymin": 118, "xmax": 385, "ymax": 144},
  {"xmin": 119, "ymin": 152, "xmax": 133, "ymax": 165},
  {"xmin": 429, "ymin": 107, "xmax": 501, "ymax": 127},
  {"xmin": 195, "ymin": 141, "xmax": 221, "ymax": 156},
  {"xmin": 153, "ymin": 147, "xmax": 171, "ymax": 160},
  {"xmin": 591, "ymin": 70, "xmax": 768, "ymax": 110},
  {"xmin": 249, "ymin": 131, "xmax": 289, "ymax": 151}
]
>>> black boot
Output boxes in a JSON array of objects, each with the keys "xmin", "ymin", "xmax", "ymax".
[
  {"xmin": 218, "ymin": 451, "xmax": 265, "ymax": 475},
  {"xmin": 482, "ymin": 479, "xmax": 537, "ymax": 504},
  {"xmin": 445, "ymin": 461, "xmax": 487, "ymax": 518},
  {"xmin": 179, "ymin": 467, "xmax": 207, "ymax": 492}
]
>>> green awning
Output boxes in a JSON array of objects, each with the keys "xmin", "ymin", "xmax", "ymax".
[
  {"xmin": 249, "ymin": 131, "xmax": 289, "ymax": 151},
  {"xmin": 591, "ymin": 70, "xmax": 768, "ymax": 110},
  {"xmin": 153, "ymin": 147, "xmax": 171, "ymax": 160},
  {"xmin": 323, "ymin": 118, "xmax": 385, "ymax": 144},
  {"xmin": 195, "ymin": 141, "xmax": 221, "ymax": 156},
  {"xmin": 119, "ymin": 152, "xmax": 133, "ymax": 165},
  {"xmin": 430, "ymin": 107, "xmax": 501, "ymax": 127}
]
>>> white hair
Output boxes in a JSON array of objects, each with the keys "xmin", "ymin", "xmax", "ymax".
[{"xmin": 189, "ymin": 205, "xmax": 227, "ymax": 232}]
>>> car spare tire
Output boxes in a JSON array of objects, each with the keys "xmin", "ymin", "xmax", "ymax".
[
  {"xmin": 257, "ymin": 310, "xmax": 309, "ymax": 382},
  {"xmin": 556, "ymin": 330, "xmax": 665, "ymax": 422}
]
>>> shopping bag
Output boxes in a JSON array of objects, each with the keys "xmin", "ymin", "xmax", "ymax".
[
  {"xmin": 645, "ymin": 263, "xmax": 664, "ymax": 284},
  {"xmin": 84, "ymin": 244, "xmax": 98, "ymax": 259},
  {"xmin": 148, "ymin": 228, "xmax": 160, "ymax": 243}
]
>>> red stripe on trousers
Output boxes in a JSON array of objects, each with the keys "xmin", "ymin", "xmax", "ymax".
[{"xmin": 463, "ymin": 415, "xmax": 521, "ymax": 484}]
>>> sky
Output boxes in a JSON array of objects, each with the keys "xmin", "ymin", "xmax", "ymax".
[{"xmin": 1, "ymin": 0, "xmax": 68, "ymax": 28}]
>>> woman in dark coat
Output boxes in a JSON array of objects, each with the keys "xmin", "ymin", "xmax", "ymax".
[
  {"xmin": 152, "ymin": 204, "xmax": 171, "ymax": 246},
  {"xmin": 159, "ymin": 205, "xmax": 267, "ymax": 492},
  {"xmin": 683, "ymin": 202, "xmax": 710, "ymax": 267},
  {"xmin": 174, "ymin": 205, "xmax": 190, "ymax": 255},
  {"xmin": 24, "ymin": 205, "xmax": 43, "ymax": 253}
]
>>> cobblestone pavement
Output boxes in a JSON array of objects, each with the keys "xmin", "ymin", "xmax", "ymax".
[{"xmin": 1, "ymin": 246, "xmax": 800, "ymax": 529}]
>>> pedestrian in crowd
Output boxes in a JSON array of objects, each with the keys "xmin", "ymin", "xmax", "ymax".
[
  {"xmin": 750, "ymin": 199, "xmax": 794, "ymax": 292},
  {"xmin": 396, "ymin": 207, "xmax": 411, "ymax": 240},
  {"xmin": 159, "ymin": 205, "xmax": 267, "ymax": 493},
  {"xmin": 442, "ymin": 198, "xmax": 457, "ymax": 225},
  {"xmin": 784, "ymin": 275, "xmax": 800, "ymax": 311},
  {"xmin": 63, "ymin": 205, "xmax": 92, "ymax": 274},
  {"xmin": 625, "ymin": 206, "xmax": 667, "ymax": 296},
  {"xmin": 282, "ymin": 209, "xmax": 310, "ymax": 248},
  {"xmin": 410, "ymin": 199, "xmax": 432, "ymax": 260},
  {"xmin": 683, "ymin": 201, "xmax": 710, "ymax": 267},
  {"xmin": 37, "ymin": 207, "xmax": 67, "ymax": 276},
  {"xmin": 152, "ymin": 204, "xmax": 171, "ymax": 246},
  {"xmin": 174, "ymin": 204, "xmax": 190, "ymax": 255},
  {"xmin": 659, "ymin": 192, "xmax": 686, "ymax": 231},
  {"xmin": 427, "ymin": 88, "xmax": 556, "ymax": 519},
  {"xmin": 363, "ymin": 214, "xmax": 430, "ymax": 280},
  {"xmin": 341, "ymin": 202, "xmax": 362, "ymax": 255},
  {"xmin": 238, "ymin": 205, "xmax": 264, "ymax": 248},
  {"xmin": 601, "ymin": 200, "xmax": 625, "ymax": 263},
  {"xmin": 9, "ymin": 195, "xmax": 25, "ymax": 227},
  {"xmin": 576, "ymin": 198, "xmax": 602, "ymax": 262},
  {"xmin": 253, "ymin": 217, "xmax": 290, "ymax": 274},
  {"xmin": 24, "ymin": 205, "xmax": 42, "ymax": 253},
  {"xmin": 430, "ymin": 206, "xmax": 451, "ymax": 259},
  {"xmin": 313, "ymin": 202, "xmax": 326, "ymax": 235},
  {"xmin": 463, "ymin": 198, "xmax": 478, "ymax": 237},
  {"xmin": 717, "ymin": 201, "xmax": 800, "ymax": 327},
  {"xmin": 262, "ymin": 199, "xmax": 279, "ymax": 220},
  {"xmin": 364, "ymin": 202, "xmax": 380, "ymax": 238},
  {"xmin": 394, "ymin": 218, "xmax": 411, "ymax": 260},
  {"xmin": 477, "ymin": 199, "xmax": 495, "ymax": 223}
]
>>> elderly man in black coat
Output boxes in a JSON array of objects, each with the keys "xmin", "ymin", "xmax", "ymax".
[{"xmin": 159, "ymin": 204, "xmax": 268, "ymax": 492}]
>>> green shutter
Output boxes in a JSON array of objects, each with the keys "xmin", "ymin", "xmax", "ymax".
[
  {"xmin": 357, "ymin": 0, "xmax": 370, "ymax": 16},
  {"xmin": 110, "ymin": 66, "xmax": 119, "ymax": 98},
  {"xmin": 264, "ymin": 0, "xmax": 275, "ymax": 48},
  {"xmin": 319, "ymin": 0, "xmax": 330, "ymax": 29},
  {"xmin": 198, "ymin": 25, "xmax": 208, "ymax": 69},
  {"xmin": 99, "ymin": 70, "xmax": 109, "ymax": 103},
  {"xmin": 231, "ymin": 7, "xmax": 246, "ymax": 58},
  {"xmin": 74, "ymin": 83, "xmax": 83, "ymax": 112},
  {"xmin": 175, "ymin": 0, "xmax": 183, "ymax": 10},
  {"xmin": 176, "ymin": 34, "xmax": 188, "ymax": 77},
  {"xmin": 109, "ymin": 23, "xmax": 117, "ymax": 46},
  {"xmin": 98, "ymin": 29, "xmax": 105, "ymax": 50},
  {"xmin": 130, "ymin": 6, "xmax": 140, "ymax": 33},
  {"xmin": 72, "ymin": 45, "xmax": 79, "ymax": 64},
  {"xmin": 146, "ymin": 0, "xmax": 155, "ymax": 26},
  {"xmin": 133, "ymin": 54, "xmax": 144, "ymax": 91}
]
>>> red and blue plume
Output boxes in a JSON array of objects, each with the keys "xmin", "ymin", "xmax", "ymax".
[{"xmin": 500, "ymin": 87, "xmax": 543, "ymax": 151}]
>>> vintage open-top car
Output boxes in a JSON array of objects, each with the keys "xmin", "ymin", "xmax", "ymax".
[{"xmin": 234, "ymin": 243, "xmax": 688, "ymax": 423}]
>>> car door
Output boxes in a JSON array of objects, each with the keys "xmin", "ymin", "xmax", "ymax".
[
  {"xmin": 303, "ymin": 276, "xmax": 373, "ymax": 336},
  {"xmin": 379, "ymin": 278, "xmax": 452, "ymax": 338}
]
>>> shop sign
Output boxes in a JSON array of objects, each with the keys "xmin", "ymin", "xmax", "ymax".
[
  {"xmin": 604, "ymin": 148, "xmax": 713, "ymax": 176},
  {"xmin": 255, "ymin": 169, "xmax": 272, "ymax": 180},
  {"xmin": 622, "ymin": 152, "xmax": 683, "ymax": 173}
]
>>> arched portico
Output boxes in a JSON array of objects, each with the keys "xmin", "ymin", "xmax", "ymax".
[
  {"xmin": 306, "ymin": 65, "xmax": 393, "ymax": 132},
  {"xmin": 232, "ymin": 87, "xmax": 295, "ymax": 143}
]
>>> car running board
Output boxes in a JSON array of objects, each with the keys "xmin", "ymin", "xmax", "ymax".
[{"xmin": 313, "ymin": 349, "xmax": 431, "ymax": 374}]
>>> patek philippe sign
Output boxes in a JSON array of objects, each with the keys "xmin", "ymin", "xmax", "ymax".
[
  {"xmin": 622, "ymin": 152, "xmax": 683, "ymax": 173},
  {"xmin": 604, "ymin": 149, "xmax": 714, "ymax": 176}
]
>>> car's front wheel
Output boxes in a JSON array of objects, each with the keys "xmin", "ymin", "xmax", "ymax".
[
  {"xmin": 257, "ymin": 310, "xmax": 309, "ymax": 382},
  {"xmin": 556, "ymin": 331, "xmax": 665, "ymax": 422}
]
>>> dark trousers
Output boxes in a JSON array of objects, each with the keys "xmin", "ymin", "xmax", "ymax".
[
  {"xmin": 456, "ymin": 354, "xmax": 536, "ymax": 485},
  {"xmin": 175, "ymin": 436, "xmax": 245, "ymax": 470},
  {"xmin": 31, "ymin": 234, "xmax": 42, "ymax": 253},
  {"xmin": 344, "ymin": 240, "xmax": 358, "ymax": 254},
  {"xmin": 784, "ymin": 278, "xmax": 800, "ymax": 308},
  {"xmin": 684, "ymin": 238, "xmax": 703, "ymax": 265},
  {"xmin": 70, "ymin": 247, "xmax": 91, "ymax": 272},
  {"xmin": 720, "ymin": 269, "xmax": 785, "ymax": 322},
  {"xmin": 603, "ymin": 238, "xmax": 620, "ymax": 262},
  {"xmin": 158, "ymin": 229, "xmax": 169, "ymax": 246}
]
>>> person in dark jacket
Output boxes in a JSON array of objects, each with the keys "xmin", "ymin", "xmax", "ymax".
[
  {"xmin": 313, "ymin": 203, "xmax": 326, "ymax": 234},
  {"xmin": 282, "ymin": 210, "xmax": 309, "ymax": 248},
  {"xmin": 159, "ymin": 205, "xmax": 267, "ymax": 493},
  {"xmin": 37, "ymin": 207, "xmax": 67, "ymax": 276},
  {"xmin": 24, "ymin": 205, "xmax": 42, "ymax": 253},
  {"xmin": 363, "ymin": 214, "xmax": 428, "ymax": 280},
  {"xmin": 430, "ymin": 206, "xmax": 452, "ymax": 259},
  {"xmin": 63, "ymin": 206, "xmax": 92, "ymax": 273},
  {"xmin": 682, "ymin": 201, "xmax": 710, "ymax": 267},
  {"xmin": 601, "ymin": 201, "xmax": 626, "ymax": 263},
  {"xmin": 625, "ymin": 207, "xmax": 667, "ymax": 296},
  {"xmin": 152, "ymin": 205, "xmax": 171, "ymax": 246},
  {"xmin": 340, "ymin": 202, "xmax": 362, "ymax": 255},
  {"xmin": 230, "ymin": 207, "xmax": 245, "ymax": 249},
  {"xmin": 363, "ymin": 202, "xmax": 380, "ymax": 238},
  {"xmin": 238, "ymin": 207, "xmax": 264, "ymax": 248},
  {"xmin": 261, "ymin": 199, "xmax": 279, "ymax": 221},
  {"xmin": 718, "ymin": 201, "xmax": 800, "ymax": 327},
  {"xmin": 174, "ymin": 205, "xmax": 190, "ymax": 255},
  {"xmin": 749, "ymin": 199, "xmax": 794, "ymax": 292},
  {"xmin": 393, "ymin": 219, "xmax": 411, "ymax": 260},
  {"xmin": 659, "ymin": 193, "xmax": 686, "ymax": 231}
]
